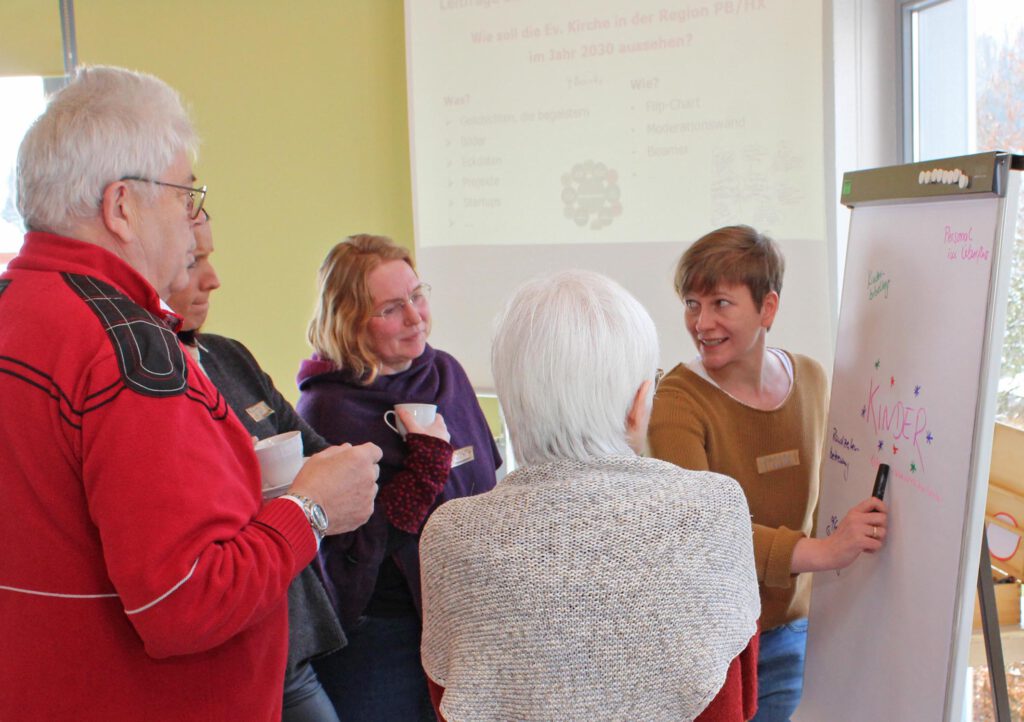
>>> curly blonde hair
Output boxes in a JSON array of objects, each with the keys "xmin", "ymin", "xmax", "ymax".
[{"xmin": 307, "ymin": 234, "xmax": 415, "ymax": 384}]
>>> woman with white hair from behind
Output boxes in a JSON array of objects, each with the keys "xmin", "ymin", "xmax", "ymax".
[{"xmin": 419, "ymin": 270, "xmax": 762, "ymax": 721}]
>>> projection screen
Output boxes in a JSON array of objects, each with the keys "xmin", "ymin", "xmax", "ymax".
[{"xmin": 405, "ymin": 0, "xmax": 830, "ymax": 388}]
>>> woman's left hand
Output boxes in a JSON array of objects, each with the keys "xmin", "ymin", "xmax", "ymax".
[{"xmin": 398, "ymin": 409, "xmax": 451, "ymax": 443}]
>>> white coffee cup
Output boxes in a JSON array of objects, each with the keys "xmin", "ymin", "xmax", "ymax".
[
  {"xmin": 384, "ymin": 403, "xmax": 438, "ymax": 439},
  {"xmin": 254, "ymin": 430, "xmax": 304, "ymax": 498}
]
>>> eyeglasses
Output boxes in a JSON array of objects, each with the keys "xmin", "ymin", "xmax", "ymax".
[
  {"xmin": 371, "ymin": 283, "xmax": 431, "ymax": 320},
  {"xmin": 121, "ymin": 176, "xmax": 208, "ymax": 220}
]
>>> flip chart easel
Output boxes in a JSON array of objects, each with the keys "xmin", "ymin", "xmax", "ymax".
[
  {"xmin": 977, "ymin": 531, "xmax": 1011, "ymax": 719},
  {"xmin": 799, "ymin": 152, "xmax": 1022, "ymax": 722}
]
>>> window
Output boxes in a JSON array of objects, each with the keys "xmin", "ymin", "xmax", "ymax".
[
  {"xmin": 0, "ymin": 76, "xmax": 49, "ymax": 272},
  {"xmin": 903, "ymin": 0, "xmax": 1024, "ymax": 429},
  {"xmin": 902, "ymin": 0, "xmax": 972, "ymax": 162}
]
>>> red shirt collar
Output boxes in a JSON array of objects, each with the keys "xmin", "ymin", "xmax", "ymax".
[{"xmin": 9, "ymin": 231, "xmax": 180, "ymax": 327}]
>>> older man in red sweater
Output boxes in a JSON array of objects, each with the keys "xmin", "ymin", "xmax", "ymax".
[{"xmin": 0, "ymin": 66, "xmax": 380, "ymax": 721}]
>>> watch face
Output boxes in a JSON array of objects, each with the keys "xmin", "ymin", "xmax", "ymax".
[{"xmin": 309, "ymin": 502, "xmax": 328, "ymax": 532}]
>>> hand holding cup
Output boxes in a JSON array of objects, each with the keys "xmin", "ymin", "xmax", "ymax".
[
  {"xmin": 396, "ymin": 407, "xmax": 450, "ymax": 443},
  {"xmin": 384, "ymin": 403, "xmax": 448, "ymax": 442}
]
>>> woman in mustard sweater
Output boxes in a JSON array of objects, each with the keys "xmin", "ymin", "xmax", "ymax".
[{"xmin": 648, "ymin": 225, "xmax": 888, "ymax": 722}]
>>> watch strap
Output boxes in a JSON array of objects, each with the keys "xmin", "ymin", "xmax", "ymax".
[{"xmin": 281, "ymin": 494, "xmax": 328, "ymax": 543}]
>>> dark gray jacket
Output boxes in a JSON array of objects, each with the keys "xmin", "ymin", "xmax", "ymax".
[{"xmin": 187, "ymin": 332, "xmax": 346, "ymax": 677}]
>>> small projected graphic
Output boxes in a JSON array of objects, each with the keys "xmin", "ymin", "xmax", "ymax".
[{"xmin": 561, "ymin": 161, "xmax": 622, "ymax": 230}]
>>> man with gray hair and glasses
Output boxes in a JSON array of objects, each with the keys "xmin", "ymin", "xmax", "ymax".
[{"xmin": 0, "ymin": 66, "xmax": 380, "ymax": 721}]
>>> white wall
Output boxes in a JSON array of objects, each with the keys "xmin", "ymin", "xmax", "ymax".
[{"xmin": 826, "ymin": 0, "xmax": 903, "ymax": 341}]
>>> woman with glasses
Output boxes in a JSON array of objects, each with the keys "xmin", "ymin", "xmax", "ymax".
[{"xmin": 297, "ymin": 234, "xmax": 500, "ymax": 721}]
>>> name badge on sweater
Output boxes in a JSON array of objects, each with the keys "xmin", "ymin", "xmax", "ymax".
[
  {"xmin": 756, "ymin": 449, "xmax": 800, "ymax": 474},
  {"xmin": 245, "ymin": 401, "xmax": 275, "ymax": 423},
  {"xmin": 451, "ymin": 445, "xmax": 475, "ymax": 468}
]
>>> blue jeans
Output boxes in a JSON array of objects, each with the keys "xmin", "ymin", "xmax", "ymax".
[
  {"xmin": 751, "ymin": 618, "xmax": 808, "ymax": 722},
  {"xmin": 312, "ymin": 615, "xmax": 435, "ymax": 722}
]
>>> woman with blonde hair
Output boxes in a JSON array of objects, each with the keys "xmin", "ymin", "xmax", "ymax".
[{"xmin": 297, "ymin": 234, "xmax": 500, "ymax": 720}]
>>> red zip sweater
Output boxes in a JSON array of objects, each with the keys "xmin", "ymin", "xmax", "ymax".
[{"xmin": 0, "ymin": 233, "xmax": 315, "ymax": 721}]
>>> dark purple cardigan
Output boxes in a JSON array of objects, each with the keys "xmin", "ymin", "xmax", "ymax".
[{"xmin": 296, "ymin": 344, "xmax": 500, "ymax": 628}]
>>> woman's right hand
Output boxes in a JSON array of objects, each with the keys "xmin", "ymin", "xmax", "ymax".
[
  {"xmin": 398, "ymin": 408, "xmax": 451, "ymax": 443},
  {"xmin": 791, "ymin": 497, "xmax": 888, "ymax": 574}
]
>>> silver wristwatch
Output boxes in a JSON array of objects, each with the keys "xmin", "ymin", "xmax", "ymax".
[{"xmin": 284, "ymin": 494, "xmax": 329, "ymax": 541}]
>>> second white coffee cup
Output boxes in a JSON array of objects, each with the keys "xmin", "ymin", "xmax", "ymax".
[
  {"xmin": 254, "ymin": 430, "xmax": 304, "ymax": 498},
  {"xmin": 384, "ymin": 403, "xmax": 438, "ymax": 438}
]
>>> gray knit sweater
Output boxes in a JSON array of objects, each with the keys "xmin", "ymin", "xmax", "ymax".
[{"xmin": 421, "ymin": 454, "xmax": 760, "ymax": 721}]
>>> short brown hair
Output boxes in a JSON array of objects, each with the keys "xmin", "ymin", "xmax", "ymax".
[
  {"xmin": 673, "ymin": 225, "xmax": 784, "ymax": 308},
  {"xmin": 307, "ymin": 234, "xmax": 414, "ymax": 384}
]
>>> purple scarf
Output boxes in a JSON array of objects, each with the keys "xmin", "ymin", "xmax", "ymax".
[{"xmin": 296, "ymin": 344, "xmax": 500, "ymax": 626}]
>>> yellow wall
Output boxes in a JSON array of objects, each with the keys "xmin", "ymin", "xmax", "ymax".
[
  {"xmin": 4, "ymin": 1, "xmax": 414, "ymax": 401},
  {"xmin": 0, "ymin": 1, "xmax": 64, "ymax": 77}
]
